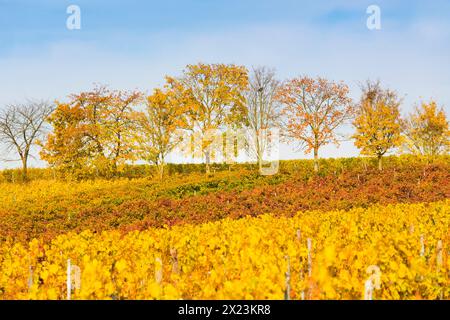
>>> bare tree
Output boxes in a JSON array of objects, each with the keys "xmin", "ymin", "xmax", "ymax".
[
  {"xmin": 244, "ymin": 67, "xmax": 281, "ymax": 172},
  {"xmin": 0, "ymin": 101, "xmax": 54, "ymax": 181}
]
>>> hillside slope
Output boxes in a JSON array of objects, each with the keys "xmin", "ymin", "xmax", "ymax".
[{"xmin": 0, "ymin": 156, "xmax": 448, "ymax": 242}]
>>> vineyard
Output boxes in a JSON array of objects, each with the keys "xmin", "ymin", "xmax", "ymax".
[
  {"xmin": 0, "ymin": 157, "xmax": 448, "ymax": 242},
  {"xmin": 0, "ymin": 157, "xmax": 449, "ymax": 300},
  {"xmin": 1, "ymin": 0, "xmax": 449, "ymax": 307},
  {"xmin": 0, "ymin": 201, "xmax": 448, "ymax": 300}
]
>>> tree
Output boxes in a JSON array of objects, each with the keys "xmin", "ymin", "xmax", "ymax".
[
  {"xmin": 136, "ymin": 85, "xmax": 187, "ymax": 179},
  {"xmin": 40, "ymin": 86, "xmax": 141, "ymax": 177},
  {"xmin": 39, "ymin": 100, "xmax": 92, "ymax": 174},
  {"xmin": 402, "ymin": 100, "xmax": 449, "ymax": 157},
  {"xmin": 244, "ymin": 67, "xmax": 281, "ymax": 172},
  {"xmin": 0, "ymin": 101, "xmax": 54, "ymax": 181},
  {"xmin": 352, "ymin": 80, "xmax": 403, "ymax": 170},
  {"xmin": 168, "ymin": 63, "xmax": 248, "ymax": 174},
  {"xmin": 276, "ymin": 76, "xmax": 353, "ymax": 172},
  {"xmin": 101, "ymin": 89, "xmax": 142, "ymax": 172}
]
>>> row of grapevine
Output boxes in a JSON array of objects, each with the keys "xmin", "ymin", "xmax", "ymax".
[{"xmin": 0, "ymin": 201, "xmax": 447, "ymax": 300}]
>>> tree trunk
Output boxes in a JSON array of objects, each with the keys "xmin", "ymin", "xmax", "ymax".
[
  {"xmin": 378, "ymin": 155, "xmax": 383, "ymax": 171},
  {"xmin": 158, "ymin": 159, "xmax": 165, "ymax": 180},
  {"xmin": 111, "ymin": 159, "xmax": 118, "ymax": 176},
  {"xmin": 313, "ymin": 146, "xmax": 319, "ymax": 173},
  {"xmin": 205, "ymin": 150, "xmax": 211, "ymax": 175},
  {"xmin": 158, "ymin": 165, "xmax": 164, "ymax": 180},
  {"xmin": 21, "ymin": 156, "xmax": 28, "ymax": 182},
  {"xmin": 257, "ymin": 146, "xmax": 263, "ymax": 174},
  {"xmin": 256, "ymin": 132, "xmax": 263, "ymax": 173}
]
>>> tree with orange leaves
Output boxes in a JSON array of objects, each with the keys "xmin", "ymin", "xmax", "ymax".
[
  {"xmin": 39, "ymin": 100, "xmax": 89, "ymax": 175},
  {"xmin": 40, "ymin": 85, "xmax": 141, "ymax": 177},
  {"xmin": 276, "ymin": 76, "xmax": 353, "ymax": 172}
]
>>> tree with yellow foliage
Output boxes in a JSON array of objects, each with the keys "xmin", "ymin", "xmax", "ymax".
[
  {"xmin": 352, "ymin": 81, "xmax": 403, "ymax": 170},
  {"xmin": 103, "ymin": 89, "xmax": 143, "ymax": 173},
  {"xmin": 167, "ymin": 63, "xmax": 248, "ymax": 174},
  {"xmin": 402, "ymin": 100, "xmax": 449, "ymax": 157},
  {"xmin": 136, "ymin": 83, "xmax": 188, "ymax": 179}
]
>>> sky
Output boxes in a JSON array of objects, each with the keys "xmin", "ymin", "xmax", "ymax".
[{"xmin": 0, "ymin": 0, "xmax": 449, "ymax": 168}]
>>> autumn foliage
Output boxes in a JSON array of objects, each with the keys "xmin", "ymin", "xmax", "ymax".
[
  {"xmin": 403, "ymin": 100, "xmax": 450, "ymax": 156},
  {"xmin": 167, "ymin": 63, "xmax": 249, "ymax": 173},
  {"xmin": 0, "ymin": 63, "xmax": 449, "ymax": 301},
  {"xmin": 1, "ymin": 201, "xmax": 447, "ymax": 299},
  {"xmin": 0, "ymin": 157, "xmax": 448, "ymax": 243},
  {"xmin": 40, "ymin": 86, "xmax": 142, "ymax": 177},
  {"xmin": 352, "ymin": 81, "xmax": 403, "ymax": 170},
  {"xmin": 136, "ymin": 83, "xmax": 189, "ymax": 179},
  {"xmin": 277, "ymin": 76, "xmax": 354, "ymax": 172}
]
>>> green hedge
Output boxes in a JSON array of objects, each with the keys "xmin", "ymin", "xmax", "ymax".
[{"xmin": 1, "ymin": 154, "xmax": 448, "ymax": 183}]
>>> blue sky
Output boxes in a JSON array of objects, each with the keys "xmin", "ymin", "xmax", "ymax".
[{"xmin": 0, "ymin": 0, "xmax": 449, "ymax": 167}]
